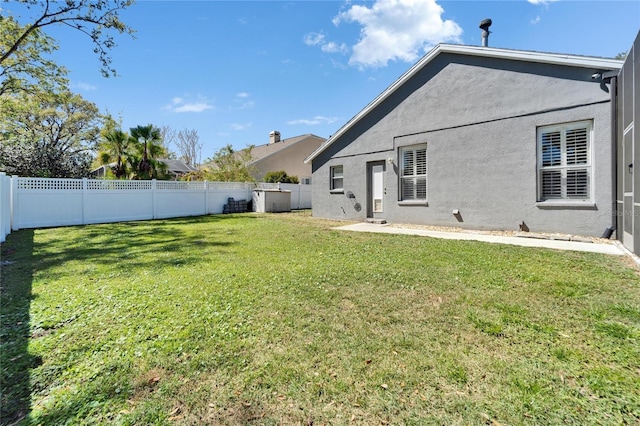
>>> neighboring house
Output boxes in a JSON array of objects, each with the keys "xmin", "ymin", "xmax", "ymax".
[
  {"xmin": 305, "ymin": 42, "xmax": 625, "ymax": 237},
  {"xmin": 157, "ymin": 158, "xmax": 199, "ymax": 179},
  {"xmin": 90, "ymin": 158, "xmax": 197, "ymax": 180},
  {"xmin": 249, "ymin": 132, "xmax": 325, "ymax": 183}
]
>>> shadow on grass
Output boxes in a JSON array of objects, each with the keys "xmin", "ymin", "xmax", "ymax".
[
  {"xmin": 0, "ymin": 214, "xmax": 253, "ymax": 424},
  {"xmin": 27, "ymin": 214, "xmax": 250, "ymax": 280},
  {"xmin": 0, "ymin": 229, "xmax": 40, "ymax": 425}
]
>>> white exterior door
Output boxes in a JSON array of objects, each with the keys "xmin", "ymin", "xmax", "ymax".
[{"xmin": 372, "ymin": 164, "xmax": 384, "ymax": 213}]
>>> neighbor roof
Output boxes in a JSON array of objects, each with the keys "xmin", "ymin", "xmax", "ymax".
[
  {"xmin": 250, "ymin": 134, "xmax": 325, "ymax": 164},
  {"xmin": 304, "ymin": 43, "xmax": 624, "ymax": 164},
  {"xmin": 157, "ymin": 159, "xmax": 198, "ymax": 174}
]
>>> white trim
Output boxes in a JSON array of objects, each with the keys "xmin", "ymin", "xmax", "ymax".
[
  {"xmin": 624, "ymin": 122, "xmax": 634, "ymax": 135},
  {"xmin": 536, "ymin": 201, "xmax": 596, "ymax": 209},
  {"xmin": 398, "ymin": 200, "xmax": 428, "ymax": 206},
  {"xmin": 536, "ymin": 120, "xmax": 593, "ymax": 202},
  {"xmin": 305, "ymin": 44, "xmax": 622, "ymax": 164}
]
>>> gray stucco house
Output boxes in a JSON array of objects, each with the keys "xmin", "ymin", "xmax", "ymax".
[{"xmin": 305, "ymin": 43, "xmax": 624, "ymax": 238}]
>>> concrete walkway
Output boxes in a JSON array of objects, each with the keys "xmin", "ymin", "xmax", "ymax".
[{"xmin": 334, "ymin": 222, "xmax": 626, "ymax": 256}]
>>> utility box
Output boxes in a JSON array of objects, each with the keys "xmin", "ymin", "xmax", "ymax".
[{"xmin": 252, "ymin": 189, "xmax": 291, "ymax": 213}]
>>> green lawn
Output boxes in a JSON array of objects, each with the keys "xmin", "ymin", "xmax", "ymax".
[{"xmin": 1, "ymin": 213, "xmax": 639, "ymax": 425}]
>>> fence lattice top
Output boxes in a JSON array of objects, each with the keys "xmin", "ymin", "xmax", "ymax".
[
  {"xmin": 15, "ymin": 177, "xmax": 260, "ymax": 191},
  {"xmin": 17, "ymin": 178, "xmax": 84, "ymax": 190}
]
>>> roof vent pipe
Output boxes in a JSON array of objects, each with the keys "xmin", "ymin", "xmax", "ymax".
[{"xmin": 479, "ymin": 18, "xmax": 492, "ymax": 47}]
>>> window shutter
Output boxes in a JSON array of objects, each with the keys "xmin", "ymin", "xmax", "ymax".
[
  {"xmin": 566, "ymin": 169, "xmax": 588, "ymax": 198},
  {"xmin": 537, "ymin": 121, "xmax": 591, "ymax": 202},
  {"xmin": 402, "ymin": 150, "xmax": 414, "ymax": 176},
  {"xmin": 416, "ymin": 148, "xmax": 427, "ymax": 175},
  {"xmin": 541, "ymin": 170, "xmax": 562, "ymax": 199},
  {"xmin": 541, "ymin": 131, "xmax": 561, "ymax": 167},
  {"xmin": 400, "ymin": 145, "xmax": 427, "ymax": 200},
  {"xmin": 565, "ymin": 128, "xmax": 588, "ymax": 165}
]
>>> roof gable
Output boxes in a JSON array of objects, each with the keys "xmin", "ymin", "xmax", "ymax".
[
  {"xmin": 305, "ymin": 43, "xmax": 623, "ymax": 164},
  {"xmin": 250, "ymin": 134, "xmax": 325, "ymax": 165}
]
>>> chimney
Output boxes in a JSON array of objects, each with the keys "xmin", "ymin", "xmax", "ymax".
[
  {"xmin": 269, "ymin": 130, "xmax": 281, "ymax": 144},
  {"xmin": 479, "ymin": 18, "xmax": 492, "ymax": 47}
]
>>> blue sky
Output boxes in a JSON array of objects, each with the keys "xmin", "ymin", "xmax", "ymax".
[{"xmin": 6, "ymin": 0, "xmax": 640, "ymax": 161}]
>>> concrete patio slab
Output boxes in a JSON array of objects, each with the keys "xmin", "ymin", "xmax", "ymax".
[{"xmin": 334, "ymin": 222, "xmax": 626, "ymax": 256}]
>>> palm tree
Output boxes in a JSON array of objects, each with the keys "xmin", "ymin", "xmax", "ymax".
[
  {"xmin": 98, "ymin": 129, "xmax": 131, "ymax": 179},
  {"xmin": 129, "ymin": 124, "xmax": 167, "ymax": 179}
]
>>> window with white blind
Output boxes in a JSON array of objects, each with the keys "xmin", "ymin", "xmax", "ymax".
[
  {"xmin": 330, "ymin": 165, "xmax": 343, "ymax": 191},
  {"xmin": 400, "ymin": 144, "xmax": 427, "ymax": 201},
  {"xmin": 537, "ymin": 121, "xmax": 591, "ymax": 201}
]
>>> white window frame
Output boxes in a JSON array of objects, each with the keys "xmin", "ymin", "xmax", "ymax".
[
  {"xmin": 330, "ymin": 165, "xmax": 343, "ymax": 192},
  {"xmin": 399, "ymin": 144, "xmax": 427, "ymax": 202},
  {"xmin": 537, "ymin": 120, "xmax": 592, "ymax": 203}
]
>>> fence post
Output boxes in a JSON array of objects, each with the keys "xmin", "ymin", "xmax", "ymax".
[
  {"xmin": 0, "ymin": 173, "xmax": 6, "ymax": 242},
  {"xmin": 204, "ymin": 181, "xmax": 209, "ymax": 215},
  {"xmin": 82, "ymin": 178, "xmax": 88, "ymax": 225},
  {"xmin": 152, "ymin": 179, "xmax": 157, "ymax": 220},
  {"xmin": 11, "ymin": 176, "xmax": 19, "ymax": 231}
]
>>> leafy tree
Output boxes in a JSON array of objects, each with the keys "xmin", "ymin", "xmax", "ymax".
[
  {"xmin": 203, "ymin": 144, "xmax": 256, "ymax": 182},
  {"xmin": 0, "ymin": 16, "xmax": 67, "ymax": 96},
  {"xmin": 0, "ymin": 89, "xmax": 102, "ymax": 177},
  {"xmin": 97, "ymin": 127, "xmax": 131, "ymax": 179},
  {"xmin": 0, "ymin": 0, "xmax": 135, "ymax": 78},
  {"xmin": 264, "ymin": 170, "xmax": 299, "ymax": 184},
  {"xmin": 128, "ymin": 124, "xmax": 168, "ymax": 179}
]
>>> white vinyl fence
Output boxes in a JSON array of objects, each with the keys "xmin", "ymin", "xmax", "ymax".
[{"xmin": 0, "ymin": 173, "xmax": 311, "ymax": 243}]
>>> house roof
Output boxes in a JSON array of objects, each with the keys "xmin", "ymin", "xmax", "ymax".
[
  {"xmin": 304, "ymin": 43, "xmax": 624, "ymax": 164},
  {"xmin": 157, "ymin": 158, "xmax": 198, "ymax": 174},
  {"xmin": 249, "ymin": 133, "xmax": 325, "ymax": 165}
]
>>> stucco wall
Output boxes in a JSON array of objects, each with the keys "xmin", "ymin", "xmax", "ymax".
[
  {"xmin": 252, "ymin": 136, "xmax": 324, "ymax": 181},
  {"xmin": 312, "ymin": 54, "xmax": 615, "ymax": 237}
]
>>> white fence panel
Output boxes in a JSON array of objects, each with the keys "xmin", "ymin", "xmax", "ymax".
[
  {"xmin": 14, "ymin": 178, "xmax": 84, "ymax": 229},
  {"xmin": 280, "ymin": 183, "xmax": 312, "ymax": 210},
  {"xmin": 207, "ymin": 182, "xmax": 253, "ymax": 214},
  {"xmin": 155, "ymin": 181, "xmax": 207, "ymax": 219},
  {"xmin": 0, "ymin": 173, "xmax": 11, "ymax": 242},
  {"xmin": 84, "ymin": 179, "xmax": 154, "ymax": 224},
  {"xmin": 0, "ymin": 178, "xmax": 313, "ymax": 241}
]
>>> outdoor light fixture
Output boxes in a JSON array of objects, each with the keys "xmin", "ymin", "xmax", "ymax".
[{"xmin": 387, "ymin": 157, "xmax": 394, "ymax": 165}]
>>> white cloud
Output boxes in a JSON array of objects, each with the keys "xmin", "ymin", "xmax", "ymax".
[
  {"xmin": 527, "ymin": 0, "xmax": 559, "ymax": 5},
  {"xmin": 74, "ymin": 82, "xmax": 97, "ymax": 91},
  {"xmin": 531, "ymin": 15, "xmax": 541, "ymax": 24},
  {"xmin": 163, "ymin": 96, "xmax": 213, "ymax": 113},
  {"xmin": 304, "ymin": 31, "xmax": 348, "ymax": 56},
  {"xmin": 287, "ymin": 116, "xmax": 340, "ymax": 126},
  {"xmin": 230, "ymin": 92, "xmax": 255, "ymax": 110},
  {"xmin": 231, "ymin": 122, "xmax": 252, "ymax": 131},
  {"xmin": 231, "ymin": 101, "xmax": 255, "ymax": 111},
  {"xmin": 333, "ymin": 0, "xmax": 462, "ymax": 68},
  {"xmin": 304, "ymin": 32, "xmax": 326, "ymax": 46},
  {"xmin": 321, "ymin": 41, "xmax": 348, "ymax": 54},
  {"xmin": 174, "ymin": 103, "xmax": 213, "ymax": 113}
]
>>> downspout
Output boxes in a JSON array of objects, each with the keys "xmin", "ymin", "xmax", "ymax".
[{"xmin": 609, "ymin": 74, "xmax": 619, "ymax": 239}]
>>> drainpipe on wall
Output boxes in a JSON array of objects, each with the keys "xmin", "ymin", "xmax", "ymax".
[{"xmin": 608, "ymin": 73, "xmax": 619, "ymax": 239}]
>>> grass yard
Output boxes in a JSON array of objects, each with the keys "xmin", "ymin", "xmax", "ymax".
[{"xmin": 1, "ymin": 213, "xmax": 639, "ymax": 425}]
